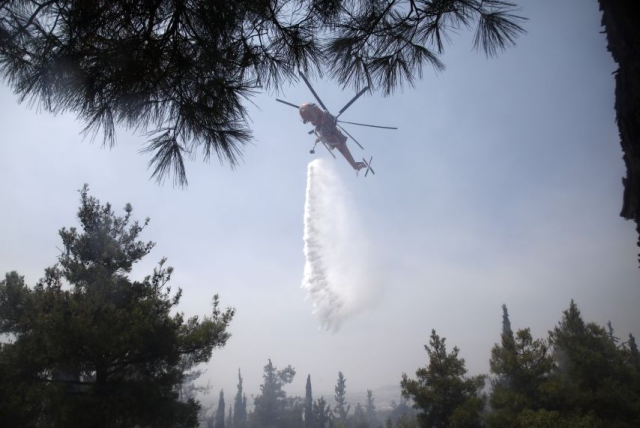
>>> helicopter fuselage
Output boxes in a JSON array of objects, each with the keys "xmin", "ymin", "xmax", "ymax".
[{"xmin": 299, "ymin": 103, "xmax": 348, "ymax": 147}]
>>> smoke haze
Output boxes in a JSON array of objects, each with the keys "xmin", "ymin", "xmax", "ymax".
[{"xmin": 302, "ymin": 159, "xmax": 379, "ymax": 332}]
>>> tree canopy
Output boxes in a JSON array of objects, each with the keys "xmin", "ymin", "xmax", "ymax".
[
  {"xmin": 305, "ymin": 375, "xmax": 314, "ymax": 428},
  {"xmin": 0, "ymin": 0, "xmax": 526, "ymax": 185},
  {"xmin": 401, "ymin": 329, "xmax": 486, "ymax": 428},
  {"xmin": 484, "ymin": 302, "xmax": 640, "ymax": 428},
  {"xmin": 251, "ymin": 359, "xmax": 299, "ymax": 428},
  {"xmin": 0, "ymin": 185, "xmax": 234, "ymax": 427},
  {"xmin": 486, "ymin": 305, "xmax": 554, "ymax": 428},
  {"xmin": 334, "ymin": 371, "xmax": 350, "ymax": 424},
  {"xmin": 234, "ymin": 369, "xmax": 248, "ymax": 428},
  {"xmin": 216, "ymin": 390, "xmax": 227, "ymax": 428},
  {"xmin": 543, "ymin": 301, "xmax": 640, "ymax": 427}
]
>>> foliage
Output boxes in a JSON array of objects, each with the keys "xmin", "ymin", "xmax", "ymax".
[
  {"xmin": 0, "ymin": 185, "xmax": 234, "ymax": 427},
  {"xmin": 227, "ymin": 405, "xmax": 234, "ymax": 428},
  {"xmin": 313, "ymin": 396, "xmax": 334, "ymax": 428},
  {"xmin": 484, "ymin": 301, "xmax": 640, "ymax": 428},
  {"xmin": 177, "ymin": 357, "xmax": 210, "ymax": 404},
  {"xmin": 366, "ymin": 389, "xmax": 378, "ymax": 428},
  {"xmin": 0, "ymin": 0, "xmax": 526, "ymax": 185},
  {"xmin": 516, "ymin": 409, "xmax": 601, "ymax": 428},
  {"xmin": 216, "ymin": 390, "xmax": 226, "ymax": 428},
  {"xmin": 351, "ymin": 403, "xmax": 368, "ymax": 428},
  {"xmin": 401, "ymin": 329, "xmax": 485, "ymax": 428},
  {"xmin": 486, "ymin": 305, "xmax": 554, "ymax": 427},
  {"xmin": 382, "ymin": 397, "xmax": 416, "ymax": 428},
  {"xmin": 544, "ymin": 301, "xmax": 640, "ymax": 427},
  {"xmin": 393, "ymin": 413, "xmax": 418, "ymax": 428},
  {"xmin": 334, "ymin": 371, "xmax": 350, "ymax": 424},
  {"xmin": 251, "ymin": 359, "xmax": 297, "ymax": 428},
  {"xmin": 305, "ymin": 375, "xmax": 314, "ymax": 428},
  {"xmin": 234, "ymin": 369, "xmax": 248, "ymax": 428},
  {"xmin": 624, "ymin": 333, "xmax": 640, "ymax": 369}
]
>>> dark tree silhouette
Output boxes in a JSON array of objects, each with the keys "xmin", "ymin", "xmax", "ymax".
[
  {"xmin": 486, "ymin": 305, "xmax": 554, "ymax": 427},
  {"xmin": 0, "ymin": 185, "xmax": 235, "ymax": 427},
  {"xmin": 216, "ymin": 390, "xmax": 226, "ymax": 428},
  {"xmin": 598, "ymin": 0, "xmax": 640, "ymax": 265},
  {"xmin": 0, "ymin": 0, "xmax": 526, "ymax": 185},
  {"xmin": 233, "ymin": 369, "xmax": 248, "ymax": 428},
  {"xmin": 251, "ymin": 359, "xmax": 296, "ymax": 428},
  {"xmin": 544, "ymin": 300, "xmax": 640, "ymax": 426},
  {"xmin": 313, "ymin": 396, "xmax": 333, "ymax": 428},
  {"xmin": 366, "ymin": 389, "xmax": 377, "ymax": 428},
  {"xmin": 334, "ymin": 371, "xmax": 350, "ymax": 423},
  {"xmin": 305, "ymin": 375, "xmax": 314, "ymax": 428},
  {"xmin": 401, "ymin": 329, "xmax": 485, "ymax": 428}
]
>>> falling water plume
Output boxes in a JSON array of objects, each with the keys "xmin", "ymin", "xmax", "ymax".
[{"xmin": 302, "ymin": 159, "xmax": 377, "ymax": 332}]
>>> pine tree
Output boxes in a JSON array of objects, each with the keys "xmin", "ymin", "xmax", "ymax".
[
  {"xmin": 365, "ymin": 389, "xmax": 377, "ymax": 428},
  {"xmin": 0, "ymin": 185, "xmax": 234, "ymax": 427},
  {"xmin": 0, "ymin": 1, "xmax": 526, "ymax": 185},
  {"xmin": 281, "ymin": 396, "xmax": 305, "ymax": 428},
  {"xmin": 215, "ymin": 390, "xmax": 226, "ymax": 428},
  {"xmin": 486, "ymin": 305, "xmax": 554, "ymax": 427},
  {"xmin": 544, "ymin": 300, "xmax": 640, "ymax": 427},
  {"xmin": 313, "ymin": 397, "xmax": 334, "ymax": 428},
  {"xmin": 334, "ymin": 371, "xmax": 350, "ymax": 424},
  {"xmin": 401, "ymin": 329, "xmax": 485, "ymax": 428},
  {"xmin": 621, "ymin": 333, "xmax": 640, "ymax": 412},
  {"xmin": 233, "ymin": 369, "xmax": 247, "ymax": 428},
  {"xmin": 352, "ymin": 403, "xmax": 368, "ymax": 428},
  {"xmin": 607, "ymin": 320, "xmax": 620, "ymax": 344},
  {"xmin": 227, "ymin": 405, "xmax": 234, "ymax": 428},
  {"xmin": 394, "ymin": 413, "xmax": 418, "ymax": 428},
  {"xmin": 251, "ymin": 359, "xmax": 296, "ymax": 428},
  {"xmin": 627, "ymin": 333, "xmax": 640, "ymax": 368},
  {"xmin": 305, "ymin": 374, "xmax": 314, "ymax": 428}
]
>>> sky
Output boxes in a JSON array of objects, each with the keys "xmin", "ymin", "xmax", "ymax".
[{"xmin": 1, "ymin": 0, "xmax": 639, "ymax": 409}]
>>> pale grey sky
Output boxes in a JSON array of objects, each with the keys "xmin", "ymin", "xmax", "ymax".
[{"xmin": 1, "ymin": 0, "xmax": 638, "ymax": 407}]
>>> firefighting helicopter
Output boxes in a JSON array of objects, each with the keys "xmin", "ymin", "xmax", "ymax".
[{"xmin": 276, "ymin": 71, "xmax": 397, "ymax": 176}]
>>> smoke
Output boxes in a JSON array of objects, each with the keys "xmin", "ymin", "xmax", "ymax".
[{"xmin": 302, "ymin": 159, "xmax": 379, "ymax": 332}]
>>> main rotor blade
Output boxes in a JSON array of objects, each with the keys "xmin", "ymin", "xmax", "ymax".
[
  {"xmin": 338, "ymin": 125, "xmax": 364, "ymax": 150},
  {"xmin": 336, "ymin": 87, "xmax": 370, "ymax": 119},
  {"xmin": 298, "ymin": 71, "xmax": 328, "ymax": 111},
  {"xmin": 276, "ymin": 98, "xmax": 299, "ymax": 109},
  {"xmin": 338, "ymin": 120, "xmax": 398, "ymax": 130}
]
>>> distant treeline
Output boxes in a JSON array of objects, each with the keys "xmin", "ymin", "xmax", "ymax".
[
  {"xmin": 202, "ymin": 302, "xmax": 640, "ymax": 428},
  {"xmin": 1, "ymin": 188, "xmax": 638, "ymax": 427}
]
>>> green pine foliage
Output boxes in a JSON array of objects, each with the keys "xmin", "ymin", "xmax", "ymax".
[
  {"xmin": 334, "ymin": 371, "xmax": 351, "ymax": 424},
  {"xmin": 544, "ymin": 301, "xmax": 640, "ymax": 427},
  {"xmin": 485, "ymin": 301, "xmax": 640, "ymax": 428},
  {"xmin": 401, "ymin": 329, "xmax": 486, "ymax": 428},
  {"xmin": 352, "ymin": 403, "xmax": 368, "ymax": 428},
  {"xmin": 234, "ymin": 369, "xmax": 248, "ymax": 428},
  {"xmin": 486, "ymin": 305, "xmax": 554, "ymax": 427},
  {"xmin": 2, "ymin": 186, "xmax": 638, "ymax": 427},
  {"xmin": 313, "ymin": 396, "xmax": 334, "ymax": 428},
  {"xmin": 0, "ymin": 0, "xmax": 526, "ymax": 185},
  {"xmin": 227, "ymin": 405, "xmax": 234, "ymax": 428},
  {"xmin": 251, "ymin": 359, "xmax": 298, "ymax": 428},
  {"xmin": 624, "ymin": 333, "xmax": 640, "ymax": 369},
  {"xmin": 365, "ymin": 389, "xmax": 378, "ymax": 428},
  {"xmin": 0, "ymin": 185, "xmax": 234, "ymax": 427},
  {"xmin": 305, "ymin": 375, "xmax": 314, "ymax": 428},
  {"xmin": 216, "ymin": 390, "xmax": 226, "ymax": 428}
]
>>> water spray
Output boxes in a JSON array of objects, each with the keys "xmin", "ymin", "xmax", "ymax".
[{"xmin": 301, "ymin": 159, "xmax": 378, "ymax": 331}]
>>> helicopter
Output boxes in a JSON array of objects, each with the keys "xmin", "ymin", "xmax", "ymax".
[{"xmin": 276, "ymin": 71, "xmax": 397, "ymax": 177}]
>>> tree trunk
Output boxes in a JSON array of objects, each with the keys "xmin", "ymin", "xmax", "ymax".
[{"xmin": 598, "ymin": 0, "xmax": 640, "ymax": 265}]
